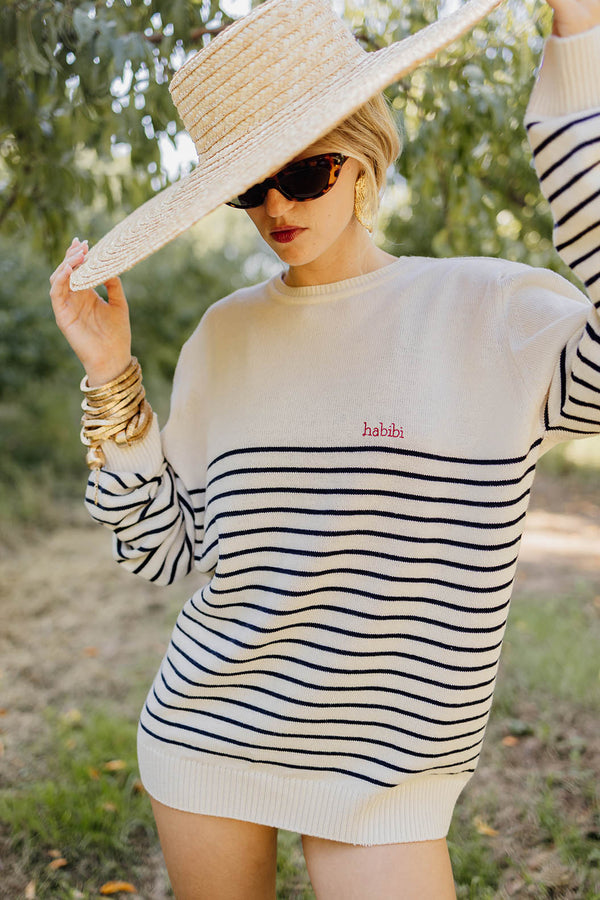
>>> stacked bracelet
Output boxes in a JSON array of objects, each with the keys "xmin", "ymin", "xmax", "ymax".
[{"xmin": 80, "ymin": 358, "xmax": 153, "ymax": 488}]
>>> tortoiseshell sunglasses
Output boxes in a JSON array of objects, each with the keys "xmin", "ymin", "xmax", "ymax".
[{"xmin": 226, "ymin": 153, "xmax": 348, "ymax": 209}]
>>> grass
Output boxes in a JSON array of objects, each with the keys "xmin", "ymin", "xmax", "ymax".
[{"xmin": 0, "ymin": 709, "xmax": 157, "ymax": 898}]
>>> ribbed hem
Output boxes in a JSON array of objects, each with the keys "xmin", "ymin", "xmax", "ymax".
[
  {"xmin": 100, "ymin": 415, "xmax": 164, "ymax": 475},
  {"xmin": 527, "ymin": 25, "xmax": 600, "ymax": 118},
  {"xmin": 137, "ymin": 730, "xmax": 471, "ymax": 845}
]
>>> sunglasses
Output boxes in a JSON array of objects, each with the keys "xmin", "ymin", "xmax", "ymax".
[{"xmin": 226, "ymin": 153, "xmax": 348, "ymax": 209}]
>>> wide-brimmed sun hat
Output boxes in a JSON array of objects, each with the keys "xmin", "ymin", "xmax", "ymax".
[{"xmin": 70, "ymin": 0, "xmax": 504, "ymax": 291}]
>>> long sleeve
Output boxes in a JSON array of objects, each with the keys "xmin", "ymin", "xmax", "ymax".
[
  {"xmin": 83, "ymin": 324, "xmax": 210, "ymax": 585},
  {"xmin": 523, "ymin": 25, "xmax": 600, "ymax": 444}
]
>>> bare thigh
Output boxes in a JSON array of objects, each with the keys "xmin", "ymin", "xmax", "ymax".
[
  {"xmin": 150, "ymin": 797, "xmax": 278, "ymax": 900},
  {"xmin": 301, "ymin": 834, "xmax": 456, "ymax": 900}
]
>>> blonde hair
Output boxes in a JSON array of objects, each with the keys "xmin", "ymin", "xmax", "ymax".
[{"xmin": 319, "ymin": 93, "xmax": 401, "ymax": 225}]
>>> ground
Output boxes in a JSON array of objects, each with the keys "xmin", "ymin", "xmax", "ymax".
[{"xmin": 1, "ymin": 469, "xmax": 599, "ymax": 898}]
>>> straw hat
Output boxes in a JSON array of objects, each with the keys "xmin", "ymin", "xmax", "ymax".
[{"xmin": 70, "ymin": 0, "xmax": 504, "ymax": 291}]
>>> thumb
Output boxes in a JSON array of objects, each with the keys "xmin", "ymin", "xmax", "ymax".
[{"xmin": 104, "ymin": 276, "xmax": 128, "ymax": 307}]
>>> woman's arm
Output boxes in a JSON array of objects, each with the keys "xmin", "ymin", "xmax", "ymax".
[
  {"xmin": 50, "ymin": 244, "xmax": 205, "ymax": 586},
  {"xmin": 517, "ymin": 15, "xmax": 600, "ymax": 442}
]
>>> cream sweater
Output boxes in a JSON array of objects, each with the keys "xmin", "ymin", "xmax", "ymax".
[{"xmin": 86, "ymin": 27, "xmax": 600, "ymax": 844}]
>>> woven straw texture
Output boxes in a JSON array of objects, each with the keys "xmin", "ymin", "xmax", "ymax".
[{"xmin": 70, "ymin": 0, "xmax": 504, "ymax": 291}]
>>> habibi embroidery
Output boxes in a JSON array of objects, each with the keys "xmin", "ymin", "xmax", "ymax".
[{"xmin": 362, "ymin": 421, "xmax": 404, "ymax": 438}]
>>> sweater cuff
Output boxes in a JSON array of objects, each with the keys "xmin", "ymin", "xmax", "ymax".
[
  {"xmin": 100, "ymin": 414, "xmax": 164, "ymax": 476},
  {"xmin": 526, "ymin": 24, "xmax": 600, "ymax": 118}
]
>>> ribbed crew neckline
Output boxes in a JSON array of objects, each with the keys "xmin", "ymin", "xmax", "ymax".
[{"xmin": 267, "ymin": 255, "xmax": 408, "ymax": 304}]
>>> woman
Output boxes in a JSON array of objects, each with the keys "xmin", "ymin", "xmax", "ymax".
[{"xmin": 50, "ymin": 0, "xmax": 600, "ymax": 897}]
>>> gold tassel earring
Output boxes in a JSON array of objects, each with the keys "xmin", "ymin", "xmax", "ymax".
[{"xmin": 354, "ymin": 172, "xmax": 373, "ymax": 233}]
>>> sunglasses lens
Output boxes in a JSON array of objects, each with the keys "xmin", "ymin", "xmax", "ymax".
[
  {"xmin": 228, "ymin": 184, "xmax": 267, "ymax": 209},
  {"xmin": 279, "ymin": 163, "xmax": 331, "ymax": 201}
]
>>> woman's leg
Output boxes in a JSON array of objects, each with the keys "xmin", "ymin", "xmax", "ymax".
[
  {"xmin": 150, "ymin": 797, "xmax": 278, "ymax": 900},
  {"xmin": 301, "ymin": 834, "xmax": 456, "ymax": 900}
]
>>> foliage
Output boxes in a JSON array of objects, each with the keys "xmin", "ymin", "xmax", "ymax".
[
  {"xmin": 346, "ymin": 0, "xmax": 564, "ymax": 272},
  {"xmin": 0, "ymin": 0, "xmax": 235, "ymax": 258}
]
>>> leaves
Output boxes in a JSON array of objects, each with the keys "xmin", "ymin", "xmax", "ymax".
[
  {"xmin": 99, "ymin": 881, "xmax": 138, "ymax": 895},
  {"xmin": 473, "ymin": 816, "xmax": 500, "ymax": 837}
]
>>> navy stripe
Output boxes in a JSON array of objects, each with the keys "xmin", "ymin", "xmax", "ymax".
[
  {"xmin": 196, "ymin": 594, "xmax": 506, "ymax": 651},
  {"xmin": 206, "ymin": 464, "xmax": 537, "ymax": 492},
  {"xmin": 556, "ymin": 186, "xmax": 600, "ymax": 228},
  {"xmin": 163, "ymin": 655, "xmax": 492, "ymax": 727},
  {"xmin": 181, "ymin": 604, "xmax": 503, "ymax": 671},
  {"xmin": 217, "ymin": 544, "xmax": 519, "ymax": 574},
  {"xmin": 555, "ymin": 219, "xmax": 600, "ymax": 253},
  {"xmin": 548, "ymin": 160, "xmax": 600, "ymax": 203},
  {"xmin": 203, "ymin": 505, "xmax": 529, "ymax": 537},
  {"xmin": 151, "ymin": 686, "xmax": 485, "ymax": 761},
  {"xmin": 158, "ymin": 670, "xmax": 489, "ymax": 740},
  {"xmin": 168, "ymin": 637, "xmax": 497, "ymax": 707},
  {"xmin": 529, "ymin": 110, "xmax": 600, "ymax": 157},
  {"xmin": 537, "ymin": 135, "xmax": 600, "ymax": 183},
  {"xmin": 211, "ymin": 563, "xmax": 514, "ymax": 595},
  {"xmin": 139, "ymin": 719, "xmax": 477, "ymax": 788},
  {"xmin": 207, "ymin": 442, "xmax": 542, "ymax": 473}
]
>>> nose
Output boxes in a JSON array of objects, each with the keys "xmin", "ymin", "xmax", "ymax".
[{"xmin": 264, "ymin": 187, "xmax": 295, "ymax": 218}]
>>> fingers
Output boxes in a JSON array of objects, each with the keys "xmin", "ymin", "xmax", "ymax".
[
  {"xmin": 49, "ymin": 239, "xmax": 90, "ymax": 307},
  {"xmin": 49, "ymin": 238, "xmax": 89, "ymax": 285},
  {"xmin": 104, "ymin": 276, "xmax": 128, "ymax": 308}
]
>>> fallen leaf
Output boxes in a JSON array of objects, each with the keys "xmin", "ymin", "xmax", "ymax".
[
  {"xmin": 61, "ymin": 708, "xmax": 82, "ymax": 725},
  {"xmin": 48, "ymin": 858, "xmax": 68, "ymax": 870},
  {"xmin": 132, "ymin": 779, "xmax": 145, "ymax": 794},
  {"xmin": 87, "ymin": 766, "xmax": 100, "ymax": 780},
  {"xmin": 25, "ymin": 881, "xmax": 36, "ymax": 899},
  {"xmin": 47, "ymin": 849, "xmax": 63, "ymax": 859},
  {"xmin": 83, "ymin": 646, "xmax": 99, "ymax": 657},
  {"xmin": 473, "ymin": 816, "xmax": 499, "ymax": 837},
  {"xmin": 0, "ymin": 708, "xmax": 7, "ymax": 716},
  {"xmin": 104, "ymin": 759, "xmax": 127, "ymax": 772},
  {"xmin": 502, "ymin": 735, "xmax": 520, "ymax": 747},
  {"xmin": 64, "ymin": 738, "xmax": 77, "ymax": 751},
  {"xmin": 0, "ymin": 738, "xmax": 4, "ymax": 757},
  {"xmin": 99, "ymin": 881, "xmax": 137, "ymax": 895},
  {"xmin": 102, "ymin": 801, "xmax": 118, "ymax": 813}
]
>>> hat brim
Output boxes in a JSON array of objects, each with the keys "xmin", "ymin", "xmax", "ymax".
[{"xmin": 70, "ymin": 0, "xmax": 504, "ymax": 291}]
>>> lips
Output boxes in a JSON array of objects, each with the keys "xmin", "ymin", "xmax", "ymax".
[{"xmin": 270, "ymin": 227, "xmax": 305, "ymax": 244}]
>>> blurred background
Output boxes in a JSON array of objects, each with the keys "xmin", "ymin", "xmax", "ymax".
[{"xmin": 2, "ymin": 0, "xmax": 595, "ymax": 534}]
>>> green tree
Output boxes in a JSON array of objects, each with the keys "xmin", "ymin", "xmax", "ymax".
[
  {"xmin": 0, "ymin": 0, "xmax": 235, "ymax": 258},
  {"xmin": 346, "ymin": 0, "xmax": 562, "ymax": 272}
]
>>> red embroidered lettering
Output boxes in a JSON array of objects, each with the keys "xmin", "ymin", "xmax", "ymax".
[{"xmin": 362, "ymin": 421, "xmax": 404, "ymax": 439}]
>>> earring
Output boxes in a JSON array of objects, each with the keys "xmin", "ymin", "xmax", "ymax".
[{"xmin": 354, "ymin": 172, "xmax": 373, "ymax": 233}]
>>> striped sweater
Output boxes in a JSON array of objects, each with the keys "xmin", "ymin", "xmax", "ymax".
[{"xmin": 86, "ymin": 26, "xmax": 600, "ymax": 844}]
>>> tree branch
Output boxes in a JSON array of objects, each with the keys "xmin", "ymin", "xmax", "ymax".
[{"xmin": 145, "ymin": 23, "xmax": 231, "ymax": 46}]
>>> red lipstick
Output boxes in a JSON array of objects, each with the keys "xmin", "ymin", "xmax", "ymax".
[{"xmin": 271, "ymin": 228, "xmax": 304, "ymax": 244}]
